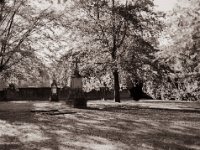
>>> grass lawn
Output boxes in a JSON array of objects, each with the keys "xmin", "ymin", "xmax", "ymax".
[{"xmin": 0, "ymin": 100, "xmax": 200, "ymax": 150}]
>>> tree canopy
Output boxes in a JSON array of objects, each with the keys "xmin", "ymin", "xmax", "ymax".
[
  {"xmin": 57, "ymin": 0, "xmax": 163, "ymax": 102},
  {"xmin": 0, "ymin": 0, "xmax": 65, "ymax": 85},
  {"xmin": 153, "ymin": 0, "xmax": 200, "ymax": 100},
  {"xmin": 1, "ymin": 0, "xmax": 199, "ymax": 101}
]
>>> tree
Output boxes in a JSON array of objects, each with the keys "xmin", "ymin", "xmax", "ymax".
[
  {"xmin": 64, "ymin": 0, "xmax": 162, "ymax": 102},
  {"xmin": 0, "ymin": 0, "xmax": 62, "ymax": 80},
  {"xmin": 156, "ymin": 0, "xmax": 200, "ymax": 100}
]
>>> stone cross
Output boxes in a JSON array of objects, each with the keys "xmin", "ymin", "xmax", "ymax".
[
  {"xmin": 73, "ymin": 57, "xmax": 80, "ymax": 71},
  {"xmin": 71, "ymin": 57, "xmax": 81, "ymax": 77}
]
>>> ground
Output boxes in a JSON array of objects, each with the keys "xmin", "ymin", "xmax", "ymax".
[{"xmin": 0, "ymin": 100, "xmax": 200, "ymax": 150}]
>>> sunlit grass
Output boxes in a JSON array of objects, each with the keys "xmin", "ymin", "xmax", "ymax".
[{"xmin": 0, "ymin": 100, "xmax": 200, "ymax": 150}]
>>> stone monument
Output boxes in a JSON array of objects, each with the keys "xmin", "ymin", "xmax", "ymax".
[
  {"xmin": 67, "ymin": 58, "xmax": 87, "ymax": 108},
  {"xmin": 51, "ymin": 79, "xmax": 59, "ymax": 101}
]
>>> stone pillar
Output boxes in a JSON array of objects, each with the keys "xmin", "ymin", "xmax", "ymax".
[
  {"xmin": 51, "ymin": 80, "xmax": 59, "ymax": 101},
  {"xmin": 68, "ymin": 69, "xmax": 87, "ymax": 108}
]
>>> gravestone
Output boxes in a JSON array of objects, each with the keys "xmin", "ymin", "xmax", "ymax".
[
  {"xmin": 51, "ymin": 80, "xmax": 59, "ymax": 101},
  {"xmin": 100, "ymin": 82, "xmax": 108, "ymax": 100},
  {"xmin": 67, "ymin": 58, "xmax": 87, "ymax": 108}
]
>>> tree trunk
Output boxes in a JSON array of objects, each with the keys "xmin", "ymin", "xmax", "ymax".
[
  {"xmin": 113, "ymin": 70, "xmax": 120, "ymax": 102},
  {"xmin": 111, "ymin": 0, "xmax": 120, "ymax": 102}
]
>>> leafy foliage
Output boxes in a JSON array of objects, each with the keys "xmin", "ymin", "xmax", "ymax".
[
  {"xmin": 0, "ymin": 0, "xmax": 64, "ymax": 85},
  {"xmin": 153, "ymin": 0, "xmax": 200, "ymax": 100},
  {"xmin": 58, "ymin": 0, "xmax": 163, "ymax": 101}
]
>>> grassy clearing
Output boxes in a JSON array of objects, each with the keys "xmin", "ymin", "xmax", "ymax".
[{"xmin": 0, "ymin": 100, "xmax": 200, "ymax": 150}]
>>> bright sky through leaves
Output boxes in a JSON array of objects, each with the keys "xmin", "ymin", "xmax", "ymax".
[{"xmin": 154, "ymin": 0, "xmax": 177, "ymax": 11}]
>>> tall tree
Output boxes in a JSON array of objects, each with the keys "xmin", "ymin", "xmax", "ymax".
[
  {"xmin": 156, "ymin": 0, "xmax": 200, "ymax": 100},
  {"xmin": 66, "ymin": 0, "xmax": 162, "ymax": 102},
  {"xmin": 0, "ymin": 0, "xmax": 61, "ymax": 78}
]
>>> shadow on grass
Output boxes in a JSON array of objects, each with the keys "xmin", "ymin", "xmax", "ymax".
[
  {"xmin": 86, "ymin": 104, "xmax": 200, "ymax": 114},
  {"xmin": 0, "ymin": 101, "xmax": 200, "ymax": 150}
]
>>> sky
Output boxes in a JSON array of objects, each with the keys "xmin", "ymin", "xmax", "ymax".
[
  {"xmin": 154, "ymin": 0, "xmax": 178, "ymax": 11},
  {"xmin": 33, "ymin": 0, "xmax": 178, "ymax": 12}
]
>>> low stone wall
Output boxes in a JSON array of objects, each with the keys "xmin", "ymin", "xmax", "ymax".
[
  {"xmin": 2, "ymin": 87, "xmax": 51, "ymax": 101},
  {"xmin": 0, "ymin": 87, "xmax": 131, "ymax": 101},
  {"xmin": 84, "ymin": 89, "xmax": 131, "ymax": 100},
  {"xmin": 0, "ymin": 91, "xmax": 6, "ymax": 101}
]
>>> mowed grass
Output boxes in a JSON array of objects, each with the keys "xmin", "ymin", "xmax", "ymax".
[{"xmin": 0, "ymin": 100, "xmax": 200, "ymax": 150}]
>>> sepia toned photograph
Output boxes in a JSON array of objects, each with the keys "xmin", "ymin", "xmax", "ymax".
[{"xmin": 0, "ymin": 0, "xmax": 200, "ymax": 149}]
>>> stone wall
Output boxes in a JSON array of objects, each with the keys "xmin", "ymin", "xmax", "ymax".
[
  {"xmin": 0, "ymin": 87, "xmax": 131, "ymax": 101},
  {"xmin": 84, "ymin": 89, "xmax": 131, "ymax": 100}
]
